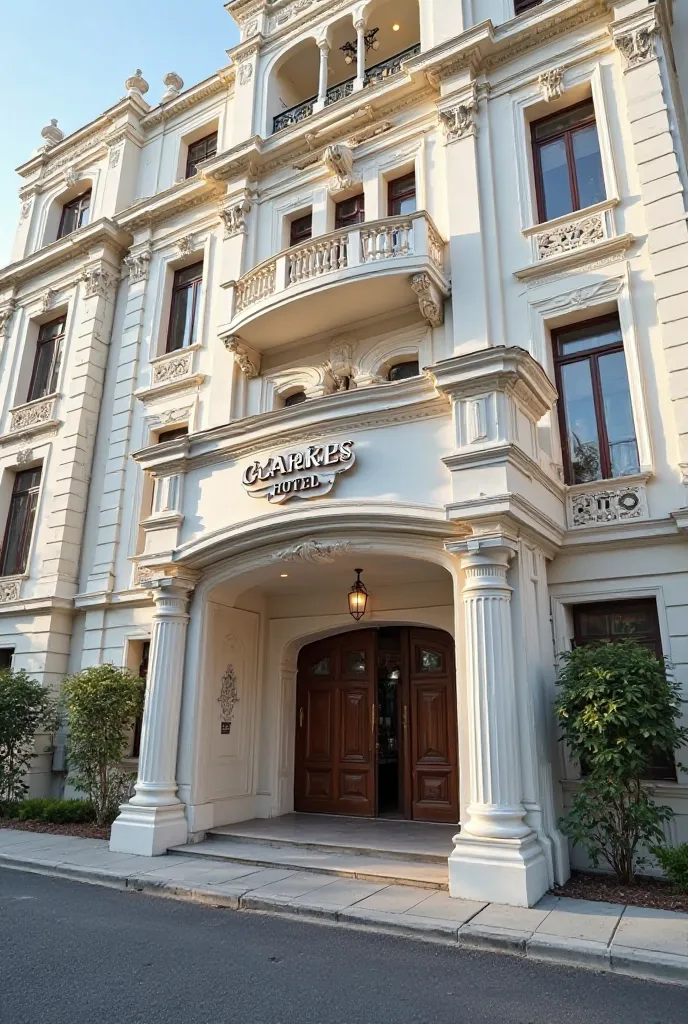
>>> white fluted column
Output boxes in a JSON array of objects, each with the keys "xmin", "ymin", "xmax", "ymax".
[
  {"xmin": 354, "ymin": 19, "xmax": 366, "ymax": 91},
  {"xmin": 314, "ymin": 39, "xmax": 330, "ymax": 111},
  {"xmin": 448, "ymin": 539, "xmax": 549, "ymax": 907},
  {"xmin": 110, "ymin": 574, "xmax": 197, "ymax": 856}
]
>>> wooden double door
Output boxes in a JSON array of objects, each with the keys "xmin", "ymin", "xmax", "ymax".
[{"xmin": 294, "ymin": 627, "xmax": 458, "ymax": 823}]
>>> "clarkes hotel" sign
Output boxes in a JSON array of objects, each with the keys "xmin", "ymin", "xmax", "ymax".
[{"xmin": 242, "ymin": 440, "xmax": 356, "ymax": 504}]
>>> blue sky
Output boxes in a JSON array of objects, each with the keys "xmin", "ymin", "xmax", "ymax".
[{"xmin": 0, "ymin": 1, "xmax": 239, "ymax": 267}]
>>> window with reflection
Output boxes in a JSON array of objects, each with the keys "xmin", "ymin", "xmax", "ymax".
[
  {"xmin": 284, "ymin": 391, "xmax": 307, "ymax": 408},
  {"xmin": 186, "ymin": 132, "xmax": 217, "ymax": 178},
  {"xmin": 388, "ymin": 173, "xmax": 417, "ymax": 216},
  {"xmin": 387, "ymin": 360, "xmax": 420, "ymax": 382},
  {"xmin": 58, "ymin": 190, "xmax": 91, "ymax": 239},
  {"xmin": 553, "ymin": 315, "xmax": 639, "ymax": 485},
  {"xmin": 28, "ymin": 317, "xmax": 65, "ymax": 402},
  {"xmin": 289, "ymin": 213, "xmax": 313, "ymax": 246},
  {"xmin": 335, "ymin": 194, "xmax": 365, "ymax": 230},
  {"xmin": 532, "ymin": 101, "xmax": 605, "ymax": 223},
  {"xmin": 166, "ymin": 262, "xmax": 203, "ymax": 353},
  {"xmin": 515, "ymin": 0, "xmax": 544, "ymax": 13},
  {"xmin": 0, "ymin": 467, "xmax": 41, "ymax": 577}
]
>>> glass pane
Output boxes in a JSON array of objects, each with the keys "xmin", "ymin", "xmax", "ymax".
[
  {"xmin": 59, "ymin": 204, "xmax": 78, "ymax": 237},
  {"xmin": 311, "ymin": 657, "xmax": 331, "ymax": 676},
  {"xmin": 538, "ymin": 138, "xmax": 573, "ymax": 220},
  {"xmin": 598, "ymin": 351, "xmax": 640, "ymax": 478},
  {"xmin": 189, "ymin": 282, "xmax": 202, "ymax": 347},
  {"xmin": 610, "ymin": 609, "xmax": 654, "ymax": 638},
  {"xmin": 167, "ymin": 286, "xmax": 193, "ymax": 352},
  {"xmin": 560, "ymin": 360, "xmax": 602, "ymax": 483},
  {"xmin": 392, "ymin": 194, "xmax": 417, "ymax": 215},
  {"xmin": 77, "ymin": 195, "xmax": 91, "ymax": 229},
  {"xmin": 346, "ymin": 651, "xmax": 367, "ymax": 674},
  {"xmin": 28, "ymin": 341, "xmax": 55, "ymax": 401},
  {"xmin": 572, "ymin": 124, "xmax": 606, "ymax": 209},
  {"xmin": 533, "ymin": 102, "xmax": 595, "ymax": 142},
  {"xmin": 176, "ymin": 262, "xmax": 203, "ymax": 287},
  {"xmin": 1, "ymin": 492, "xmax": 29, "ymax": 575},
  {"xmin": 556, "ymin": 319, "xmax": 622, "ymax": 357},
  {"xmin": 419, "ymin": 649, "xmax": 444, "ymax": 673},
  {"xmin": 48, "ymin": 338, "xmax": 63, "ymax": 395},
  {"xmin": 388, "ymin": 361, "xmax": 420, "ymax": 382}
]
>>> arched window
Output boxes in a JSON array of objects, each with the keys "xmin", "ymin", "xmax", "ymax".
[
  {"xmin": 387, "ymin": 360, "xmax": 419, "ymax": 382},
  {"xmin": 58, "ymin": 189, "xmax": 91, "ymax": 239},
  {"xmin": 284, "ymin": 391, "xmax": 307, "ymax": 408}
]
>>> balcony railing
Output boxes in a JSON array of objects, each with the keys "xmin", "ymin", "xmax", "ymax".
[
  {"xmin": 233, "ymin": 211, "xmax": 446, "ymax": 318},
  {"xmin": 272, "ymin": 43, "xmax": 421, "ymax": 135}
]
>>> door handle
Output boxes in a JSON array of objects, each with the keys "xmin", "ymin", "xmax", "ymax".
[{"xmin": 299, "ymin": 707, "xmax": 304, "ymax": 729}]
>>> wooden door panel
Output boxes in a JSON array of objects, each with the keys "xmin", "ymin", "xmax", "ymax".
[
  {"xmin": 339, "ymin": 689, "xmax": 371, "ymax": 762},
  {"xmin": 305, "ymin": 689, "xmax": 333, "ymax": 761},
  {"xmin": 408, "ymin": 629, "xmax": 459, "ymax": 823},
  {"xmin": 305, "ymin": 770, "xmax": 333, "ymax": 799}
]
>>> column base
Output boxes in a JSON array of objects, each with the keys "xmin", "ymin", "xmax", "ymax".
[
  {"xmin": 448, "ymin": 832, "xmax": 550, "ymax": 908},
  {"xmin": 109, "ymin": 801, "xmax": 188, "ymax": 857}
]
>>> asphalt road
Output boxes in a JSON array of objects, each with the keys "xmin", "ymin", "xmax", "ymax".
[{"xmin": 0, "ymin": 869, "xmax": 685, "ymax": 1024}]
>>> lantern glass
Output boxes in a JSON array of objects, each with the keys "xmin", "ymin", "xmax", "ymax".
[{"xmin": 348, "ymin": 569, "xmax": 369, "ymax": 621}]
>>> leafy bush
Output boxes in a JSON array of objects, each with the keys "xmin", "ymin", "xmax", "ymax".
[
  {"xmin": 0, "ymin": 797, "xmax": 96, "ymax": 824},
  {"xmin": 555, "ymin": 639, "xmax": 688, "ymax": 885},
  {"xmin": 62, "ymin": 665, "xmax": 144, "ymax": 826},
  {"xmin": 0, "ymin": 669, "xmax": 59, "ymax": 804},
  {"xmin": 654, "ymin": 844, "xmax": 688, "ymax": 893}
]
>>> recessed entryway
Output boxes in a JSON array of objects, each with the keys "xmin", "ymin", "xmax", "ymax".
[{"xmin": 294, "ymin": 627, "xmax": 458, "ymax": 823}]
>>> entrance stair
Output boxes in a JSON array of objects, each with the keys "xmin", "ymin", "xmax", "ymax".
[{"xmin": 171, "ymin": 814, "xmax": 454, "ymax": 890}]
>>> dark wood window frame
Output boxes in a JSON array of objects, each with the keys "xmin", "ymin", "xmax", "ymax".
[
  {"xmin": 0, "ymin": 648, "xmax": 14, "ymax": 670},
  {"xmin": 289, "ymin": 213, "xmax": 313, "ymax": 247},
  {"xmin": 388, "ymin": 172, "xmax": 417, "ymax": 216},
  {"xmin": 58, "ymin": 190, "xmax": 91, "ymax": 239},
  {"xmin": 514, "ymin": 0, "xmax": 543, "ymax": 14},
  {"xmin": 553, "ymin": 313, "xmax": 638, "ymax": 485},
  {"xmin": 0, "ymin": 467, "xmax": 42, "ymax": 577},
  {"xmin": 335, "ymin": 194, "xmax": 365, "ymax": 230},
  {"xmin": 185, "ymin": 132, "xmax": 218, "ymax": 179},
  {"xmin": 531, "ymin": 100, "xmax": 604, "ymax": 224},
  {"xmin": 27, "ymin": 316, "xmax": 66, "ymax": 403},
  {"xmin": 572, "ymin": 598, "xmax": 676, "ymax": 782},
  {"xmin": 166, "ymin": 262, "xmax": 204, "ymax": 353}
]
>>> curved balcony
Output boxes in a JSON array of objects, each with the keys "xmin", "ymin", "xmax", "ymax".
[{"xmin": 224, "ymin": 211, "xmax": 449, "ymax": 350}]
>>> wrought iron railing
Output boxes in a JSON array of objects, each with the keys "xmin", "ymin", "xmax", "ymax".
[{"xmin": 272, "ymin": 43, "xmax": 421, "ymax": 134}]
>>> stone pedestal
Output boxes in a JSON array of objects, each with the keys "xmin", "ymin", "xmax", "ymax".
[
  {"xmin": 449, "ymin": 540, "xmax": 549, "ymax": 907},
  {"xmin": 110, "ymin": 574, "xmax": 196, "ymax": 856}
]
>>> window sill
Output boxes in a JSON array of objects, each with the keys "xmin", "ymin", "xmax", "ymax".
[
  {"xmin": 566, "ymin": 472, "xmax": 651, "ymax": 530},
  {"xmin": 6, "ymin": 394, "xmax": 60, "ymax": 437},
  {"xmin": 516, "ymin": 200, "xmax": 631, "ymax": 281},
  {"xmin": 137, "ymin": 347, "xmax": 205, "ymax": 402},
  {"xmin": 0, "ymin": 575, "xmax": 26, "ymax": 604}
]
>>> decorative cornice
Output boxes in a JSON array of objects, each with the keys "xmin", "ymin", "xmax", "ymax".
[
  {"xmin": 0, "ymin": 218, "xmax": 131, "ymax": 290},
  {"xmin": 612, "ymin": 24, "xmax": 657, "ymax": 69},
  {"xmin": 438, "ymin": 90, "xmax": 479, "ymax": 144},
  {"xmin": 141, "ymin": 72, "xmax": 235, "ymax": 129},
  {"xmin": 514, "ymin": 233, "xmax": 634, "ymax": 283}
]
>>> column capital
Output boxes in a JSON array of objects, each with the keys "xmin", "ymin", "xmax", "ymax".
[
  {"xmin": 149, "ymin": 569, "xmax": 200, "ymax": 601},
  {"xmin": 445, "ymin": 525, "xmax": 519, "ymax": 565}
]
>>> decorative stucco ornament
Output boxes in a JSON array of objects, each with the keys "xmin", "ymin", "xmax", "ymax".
[
  {"xmin": 218, "ymin": 665, "xmax": 240, "ymax": 732},
  {"xmin": 323, "ymin": 144, "xmax": 359, "ymax": 193},
  {"xmin": 125, "ymin": 69, "xmax": 149, "ymax": 98},
  {"xmin": 162, "ymin": 72, "xmax": 184, "ymax": 103},
  {"xmin": 275, "ymin": 540, "xmax": 352, "ymax": 564},
  {"xmin": 41, "ymin": 119, "xmax": 64, "ymax": 149}
]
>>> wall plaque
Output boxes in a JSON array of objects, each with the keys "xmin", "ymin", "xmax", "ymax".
[{"xmin": 242, "ymin": 440, "xmax": 355, "ymax": 504}]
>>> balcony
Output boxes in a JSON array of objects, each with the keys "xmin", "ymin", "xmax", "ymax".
[
  {"xmin": 272, "ymin": 44, "xmax": 421, "ymax": 135},
  {"xmin": 224, "ymin": 211, "xmax": 449, "ymax": 350}
]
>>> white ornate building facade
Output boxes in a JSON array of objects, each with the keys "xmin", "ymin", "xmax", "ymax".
[{"xmin": 1, "ymin": 0, "xmax": 687, "ymax": 906}]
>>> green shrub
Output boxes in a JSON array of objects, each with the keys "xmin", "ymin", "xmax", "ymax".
[
  {"xmin": 0, "ymin": 798, "xmax": 96, "ymax": 824},
  {"xmin": 62, "ymin": 664, "xmax": 144, "ymax": 826},
  {"xmin": 0, "ymin": 669, "xmax": 59, "ymax": 804},
  {"xmin": 555, "ymin": 639, "xmax": 688, "ymax": 885},
  {"xmin": 654, "ymin": 844, "xmax": 688, "ymax": 892}
]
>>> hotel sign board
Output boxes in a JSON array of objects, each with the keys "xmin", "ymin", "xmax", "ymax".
[{"xmin": 242, "ymin": 440, "xmax": 356, "ymax": 504}]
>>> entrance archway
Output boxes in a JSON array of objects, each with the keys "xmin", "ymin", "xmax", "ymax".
[{"xmin": 294, "ymin": 626, "xmax": 458, "ymax": 823}]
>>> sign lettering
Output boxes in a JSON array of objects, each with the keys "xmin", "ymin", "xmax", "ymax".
[{"xmin": 242, "ymin": 440, "xmax": 356, "ymax": 504}]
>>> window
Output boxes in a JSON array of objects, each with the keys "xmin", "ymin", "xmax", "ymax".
[
  {"xmin": 0, "ymin": 468, "xmax": 41, "ymax": 577},
  {"xmin": 131, "ymin": 640, "xmax": 150, "ymax": 759},
  {"xmin": 388, "ymin": 360, "xmax": 420, "ymax": 382},
  {"xmin": 58, "ymin": 191, "xmax": 91, "ymax": 239},
  {"xmin": 0, "ymin": 649, "xmax": 14, "ymax": 669},
  {"xmin": 166, "ymin": 263, "xmax": 203, "ymax": 353},
  {"xmin": 532, "ymin": 101, "xmax": 605, "ymax": 223},
  {"xmin": 335, "ymin": 195, "xmax": 365, "ymax": 230},
  {"xmin": 515, "ymin": 0, "xmax": 543, "ymax": 13},
  {"xmin": 284, "ymin": 391, "xmax": 307, "ymax": 408},
  {"xmin": 553, "ymin": 315, "xmax": 639, "ymax": 485},
  {"xmin": 289, "ymin": 213, "xmax": 313, "ymax": 247},
  {"xmin": 573, "ymin": 599, "xmax": 675, "ymax": 781},
  {"xmin": 186, "ymin": 133, "xmax": 218, "ymax": 178},
  {"xmin": 388, "ymin": 173, "xmax": 417, "ymax": 216},
  {"xmin": 157, "ymin": 426, "xmax": 188, "ymax": 443},
  {"xmin": 27, "ymin": 317, "xmax": 65, "ymax": 402}
]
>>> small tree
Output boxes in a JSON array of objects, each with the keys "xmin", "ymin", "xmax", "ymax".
[
  {"xmin": 62, "ymin": 664, "xmax": 145, "ymax": 826},
  {"xmin": 0, "ymin": 669, "xmax": 58, "ymax": 806},
  {"xmin": 555, "ymin": 639, "xmax": 687, "ymax": 885}
]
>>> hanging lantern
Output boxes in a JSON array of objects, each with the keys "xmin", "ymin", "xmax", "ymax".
[{"xmin": 348, "ymin": 568, "xmax": 369, "ymax": 621}]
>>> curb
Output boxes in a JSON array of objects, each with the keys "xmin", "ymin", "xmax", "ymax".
[{"xmin": 3, "ymin": 852, "xmax": 688, "ymax": 986}]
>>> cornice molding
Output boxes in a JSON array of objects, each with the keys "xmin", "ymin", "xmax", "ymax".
[
  {"xmin": 142, "ymin": 72, "xmax": 235, "ymax": 129},
  {"xmin": 0, "ymin": 218, "xmax": 132, "ymax": 290}
]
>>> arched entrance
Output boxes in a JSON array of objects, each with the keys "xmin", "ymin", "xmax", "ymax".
[{"xmin": 294, "ymin": 626, "xmax": 458, "ymax": 823}]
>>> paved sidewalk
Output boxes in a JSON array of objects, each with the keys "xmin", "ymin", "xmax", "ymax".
[{"xmin": 2, "ymin": 827, "xmax": 687, "ymax": 986}]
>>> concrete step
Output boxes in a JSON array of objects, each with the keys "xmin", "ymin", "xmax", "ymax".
[{"xmin": 170, "ymin": 836, "xmax": 450, "ymax": 890}]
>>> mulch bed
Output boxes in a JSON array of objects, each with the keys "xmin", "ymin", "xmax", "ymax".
[
  {"xmin": 0, "ymin": 819, "xmax": 111, "ymax": 841},
  {"xmin": 552, "ymin": 870, "xmax": 688, "ymax": 913}
]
